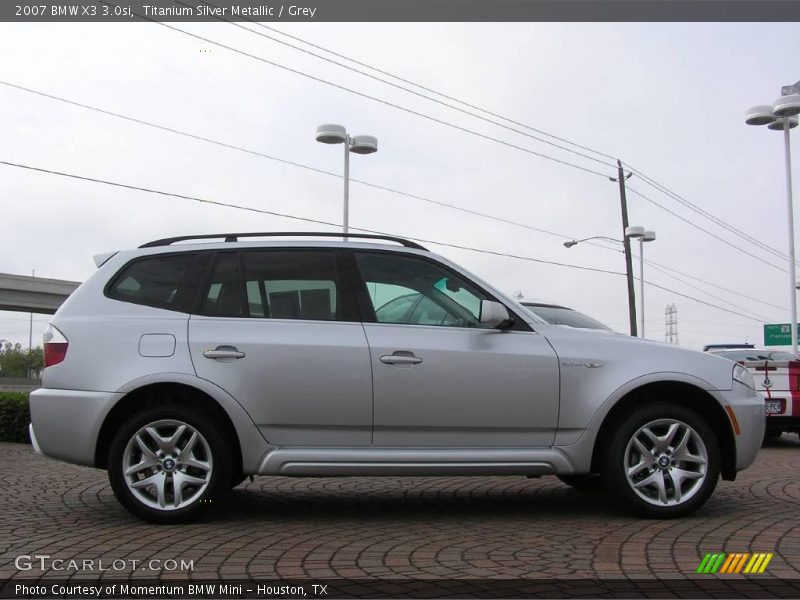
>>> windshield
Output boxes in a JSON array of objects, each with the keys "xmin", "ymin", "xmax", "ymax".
[
  {"xmin": 714, "ymin": 350, "xmax": 798, "ymax": 362},
  {"xmin": 522, "ymin": 303, "xmax": 610, "ymax": 330}
]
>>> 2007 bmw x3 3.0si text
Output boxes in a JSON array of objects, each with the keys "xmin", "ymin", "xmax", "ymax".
[{"xmin": 29, "ymin": 232, "xmax": 764, "ymax": 523}]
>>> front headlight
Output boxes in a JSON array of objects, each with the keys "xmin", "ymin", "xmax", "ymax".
[{"xmin": 733, "ymin": 364, "xmax": 755, "ymax": 389}]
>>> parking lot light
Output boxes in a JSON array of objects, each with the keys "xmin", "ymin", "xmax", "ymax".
[
  {"xmin": 746, "ymin": 84, "xmax": 800, "ymax": 355},
  {"xmin": 315, "ymin": 124, "xmax": 378, "ymax": 238}
]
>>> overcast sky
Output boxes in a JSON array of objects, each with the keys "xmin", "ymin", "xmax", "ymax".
[{"xmin": 1, "ymin": 21, "xmax": 798, "ymax": 350}]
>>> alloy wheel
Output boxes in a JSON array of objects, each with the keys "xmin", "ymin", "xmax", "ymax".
[
  {"xmin": 623, "ymin": 418, "xmax": 708, "ymax": 507},
  {"xmin": 122, "ymin": 419, "xmax": 213, "ymax": 511}
]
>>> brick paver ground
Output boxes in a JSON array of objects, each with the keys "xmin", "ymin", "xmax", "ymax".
[{"xmin": 1, "ymin": 437, "xmax": 798, "ymax": 583}]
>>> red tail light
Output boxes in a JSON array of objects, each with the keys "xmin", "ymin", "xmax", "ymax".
[{"xmin": 43, "ymin": 324, "xmax": 68, "ymax": 368}]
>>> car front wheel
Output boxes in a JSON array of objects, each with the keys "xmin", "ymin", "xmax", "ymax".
[
  {"xmin": 603, "ymin": 403, "xmax": 720, "ymax": 518},
  {"xmin": 108, "ymin": 406, "xmax": 232, "ymax": 523}
]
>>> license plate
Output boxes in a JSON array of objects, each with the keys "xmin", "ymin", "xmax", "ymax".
[{"xmin": 765, "ymin": 400, "xmax": 783, "ymax": 414}]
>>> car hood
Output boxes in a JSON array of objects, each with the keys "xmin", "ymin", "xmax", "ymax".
[{"xmin": 534, "ymin": 323, "xmax": 737, "ymax": 391}]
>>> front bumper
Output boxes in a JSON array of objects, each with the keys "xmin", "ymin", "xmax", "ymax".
[
  {"xmin": 722, "ymin": 382, "xmax": 765, "ymax": 471},
  {"xmin": 29, "ymin": 388, "xmax": 123, "ymax": 467}
]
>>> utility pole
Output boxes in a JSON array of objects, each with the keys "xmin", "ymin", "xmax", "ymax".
[
  {"xmin": 613, "ymin": 160, "xmax": 638, "ymax": 337},
  {"xmin": 28, "ymin": 269, "xmax": 34, "ymax": 378}
]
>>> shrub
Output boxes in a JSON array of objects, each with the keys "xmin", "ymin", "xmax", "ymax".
[{"xmin": 0, "ymin": 392, "xmax": 30, "ymax": 443}]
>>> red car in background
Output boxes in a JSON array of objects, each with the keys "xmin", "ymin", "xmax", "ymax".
[{"xmin": 707, "ymin": 346, "xmax": 800, "ymax": 440}]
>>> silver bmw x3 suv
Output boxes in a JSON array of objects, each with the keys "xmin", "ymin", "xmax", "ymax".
[{"xmin": 29, "ymin": 232, "xmax": 764, "ymax": 523}]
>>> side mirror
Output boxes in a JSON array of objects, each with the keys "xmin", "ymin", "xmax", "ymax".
[{"xmin": 479, "ymin": 300, "xmax": 512, "ymax": 329}]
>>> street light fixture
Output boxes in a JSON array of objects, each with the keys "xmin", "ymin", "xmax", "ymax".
[
  {"xmin": 563, "ymin": 236, "xmax": 623, "ymax": 249},
  {"xmin": 315, "ymin": 124, "xmax": 378, "ymax": 237},
  {"xmin": 625, "ymin": 226, "xmax": 656, "ymax": 338},
  {"xmin": 767, "ymin": 116, "xmax": 799, "ymax": 131},
  {"xmin": 745, "ymin": 82, "xmax": 800, "ymax": 355}
]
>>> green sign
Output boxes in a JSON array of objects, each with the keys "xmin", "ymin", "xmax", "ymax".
[{"xmin": 764, "ymin": 323, "xmax": 800, "ymax": 346}]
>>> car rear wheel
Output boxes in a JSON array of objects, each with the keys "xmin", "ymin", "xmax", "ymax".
[
  {"xmin": 108, "ymin": 405, "xmax": 232, "ymax": 523},
  {"xmin": 602, "ymin": 403, "xmax": 720, "ymax": 518}
]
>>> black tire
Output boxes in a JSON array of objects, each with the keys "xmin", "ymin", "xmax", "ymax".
[
  {"xmin": 230, "ymin": 474, "xmax": 248, "ymax": 490},
  {"xmin": 108, "ymin": 405, "xmax": 233, "ymax": 523},
  {"xmin": 557, "ymin": 474, "xmax": 604, "ymax": 491},
  {"xmin": 602, "ymin": 402, "xmax": 720, "ymax": 518}
]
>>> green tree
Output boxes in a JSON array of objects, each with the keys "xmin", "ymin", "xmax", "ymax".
[{"xmin": 0, "ymin": 342, "xmax": 43, "ymax": 378}]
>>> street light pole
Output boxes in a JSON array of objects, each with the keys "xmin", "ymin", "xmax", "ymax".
[
  {"xmin": 782, "ymin": 117, "xmax": 798, "ymax": 354},
  {"xmin": 638, "ymin": 236, "xmax": 645, "ymax": 336},
  {"xmin": 343, "ymin": 138, "xmax": 350, "ymax": 235},
  {"xmin": 316, "ymin": 124, "xmax": 378, "ymax": 239},
  {"xmin": 625, "ymin": 226, "xmax": 655, "ymax": 338},
  {"xmin": 745, "ymin": 86, "xmax": 800, "ymax": 355}
]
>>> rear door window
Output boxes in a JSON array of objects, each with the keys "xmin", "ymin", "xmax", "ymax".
[
  {"xmin": 243, "ymin": 250, "xmax": 341, "ymax": 321},
  {"xmin": 197, "ymin": 249, "xmax": 346, "ymax": 321}
]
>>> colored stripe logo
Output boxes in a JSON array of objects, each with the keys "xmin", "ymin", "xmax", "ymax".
[{"xmin": 696, "ymin": 553, "xmax": 773, "ymax": 574}]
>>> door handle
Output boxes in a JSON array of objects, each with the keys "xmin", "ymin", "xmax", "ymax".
[
  {"xmin": 380, "ymin": 352, "xmax": 423, "ymax": 366},
  {"xmin": 203, "ymin": 346, "xmax": 245, "ymax": 360}
]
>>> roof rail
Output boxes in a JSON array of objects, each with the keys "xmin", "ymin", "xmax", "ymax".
[{"xmin": 139, "ymin": 231, "xmax": 428, "ymax": 251}]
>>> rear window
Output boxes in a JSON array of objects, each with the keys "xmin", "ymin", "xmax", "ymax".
[{"xmin": 107, "ymin": 253, "xmax": 196, "ymax": 312}]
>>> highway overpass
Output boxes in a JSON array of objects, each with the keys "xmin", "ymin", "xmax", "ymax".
[{"xmin": 0, "ymin": 273, "xmax": 80, "ymax": 314}]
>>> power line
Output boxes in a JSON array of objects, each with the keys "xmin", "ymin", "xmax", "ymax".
[
  {"xmin": 1, "ymin": 80, "xmax": 782, "ymax": 315},
  {"xmin": 0, "ymin": 158, "xmax": 766, "ymax": 323},
  {"xmin": 102, "ymin": 1, "xmax": 795, "ymax": 281},
  {"xmin": 183, "ymin": 0, "xmax": 615, "ymax": 170},
  {"xmin": 0, "ymin": 80, "xmax": 609, "ymax": 248},
  {"xmin": 2, "ymin": 80, "xmax": 782, "ymax": 316},
  {"xmin": 643, "ymin": 280, "xmax": 764, "ymax": 323},
  {"xmin": 670, "ymin": 318, "xmax": 761, "ymax": 328},
  {"xmin": 625, "ymin": 163, "xmax": 796, "ymax": 265},
  {"xmin": 643, "ymin": 257, "xmax": 787, "ymax": 312},
  {"xmin": 626, "ymin": 186, "xmax": 788, "ymax": 273},
  {"xmin": 0, "ymin": 159, "xmax": 624, "ymax": 276},
  {"xmin": 249, "ymin": 21, "xmax": 620, "ymax": 163},
  {"xmin": 113, "ymin": 6, "xmax": 613, "ymax": 179},
  {"xmin": 176, "ymin": 11, "xmax": 791, "ymax": 274},
  {"xmin": 645, "ymin": 261, "xmax": 775, "ymax": 323},
  {"xmin": 201, "ymin": 8, "xmax": 789, "ymax": 267}
]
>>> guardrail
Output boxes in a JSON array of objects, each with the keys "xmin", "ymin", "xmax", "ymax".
[{"xmin": 0, "ymin": 377, "xmax": 40, "ymax": 391}]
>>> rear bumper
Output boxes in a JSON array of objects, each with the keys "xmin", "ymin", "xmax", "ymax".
[
  {"xmin": 28, "ymin": 423, "xmax": 43, "ymax": 455},
  {"xmin": 758, "ymin": 390, "xmax": 800, "ymax": 418},
  {"xmin": 28, "ymin": 388, "xmax": 123, "ymax": 467},
  {"xmin": 765, "ymin": 416, "xmax": 800, "ymax": 433}
]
